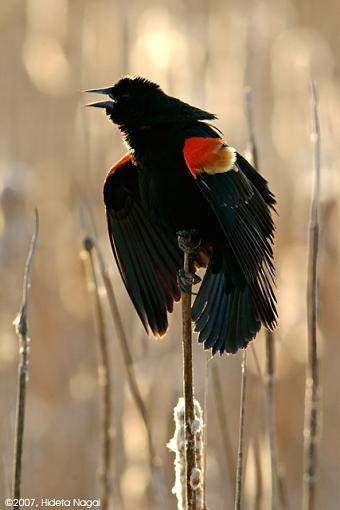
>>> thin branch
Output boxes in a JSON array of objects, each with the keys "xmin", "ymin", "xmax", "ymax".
[
  {"xmin": 251, "ymin": 347, "xmax": 289, "ymax": 510},
  {"xmin": 244, "ymin": 87, "xmax": 282, "ymax": 509},
  {"xmin": 302, "ymin": 81, "xmax": 321, "ymax": 510},
  {"xmin": 251, "ymin": 343, "xmax": 266, "ymax": 510},
  {"xmin": 93, "ymin": 239, "xmax": 170, "ymax": 510},
  {"xmin": 82, "ymin": 236, "xmax": 112, "ymax": 510},
  {"xmin": 265, "ymin": 330, "xmax": 280, "ymax": 508},
  {"xmin": 178, "ymin": 232, "xmax": 196, "ymax": 510},
  {"xmin": 12, "ymin": 209, "xmax": 39, "ymax": 507},
  {"xmin": 234, "ymin": 350, "xmax": 247, "ymax": 510}
]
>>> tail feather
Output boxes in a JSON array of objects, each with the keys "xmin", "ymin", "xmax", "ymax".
[{"xmin": 192, "ymin": 264, "xmax": 261, "ymax": 354}]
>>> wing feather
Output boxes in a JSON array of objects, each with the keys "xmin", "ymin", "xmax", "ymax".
[
  {"xmin": 183, "ymin": 136, "xmax": 277, "ymax": 331},
  {"xmin": 196, "ymin": 169, "xmax": 277, "ymax": 329},
  {"xmin": 104, "ymin": 156, "xmax": 182, "ymax": 336}
]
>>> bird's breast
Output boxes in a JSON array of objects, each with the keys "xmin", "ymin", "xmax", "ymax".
[{"xmin": 135, "ymin": 148, "xmax": 222, "ymax": 241}]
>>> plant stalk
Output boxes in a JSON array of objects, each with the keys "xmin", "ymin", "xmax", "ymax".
[
  {"xmin": 181, "ymin": 249, "xmax": 196, "ymax": 510},
  {"xmin": 244, "ymin": 87, "xmax": 281, "ymax": 509},
  {"xmin": 83, "ymin": 236, "xmax": 112, "ymax": 510},
  {"xmin": 12, "ymin": 210, "xmax": 39, "ymax": 509},
  {"xmin": 94, "ymin": 241, "xmax": 170, "ymax": 510},
  {"xmin": 234, "ymin": 350, "xmax": 247, "ymax": 510},
  {"xmin": 302, "ymin": 81, "xmax": 321, "ymax": 510}
]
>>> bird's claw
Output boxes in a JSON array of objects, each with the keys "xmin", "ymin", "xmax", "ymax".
[
  {"xmin": 176, "ymin": 229, "xmax": 201, "ymax": 254},
  {"xmin": 177, "ymin": 269, "xmax": 202, "ymax": 294}
]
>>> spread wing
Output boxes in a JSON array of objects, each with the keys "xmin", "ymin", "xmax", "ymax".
[
  {"xmin": 183, "ymin": 136, "xmax": 277, "ymax": 330},
  {"xmin": 103, "ymin": 154, "xmax": 182, "ymax": 336}
]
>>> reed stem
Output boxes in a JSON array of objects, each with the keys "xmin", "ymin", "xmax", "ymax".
[{"xmin": 12, "ymin": 210, "xmax": 39, "ymax": 508}]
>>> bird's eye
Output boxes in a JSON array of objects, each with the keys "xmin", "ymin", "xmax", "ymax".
[{"xmin": 119, "ymin": 92, "xmax": 130, "ymax": 100}]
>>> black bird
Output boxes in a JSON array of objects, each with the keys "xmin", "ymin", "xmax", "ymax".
[{"xmin": 86, "ymin": 76, "xmax": 277, "ymax": 354}]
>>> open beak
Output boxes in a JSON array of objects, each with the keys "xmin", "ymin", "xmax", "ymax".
[
  {"xmin": 85, "ymin": 86, "xmax": 114, "ymax": 95},
  {"xmin": 85, "ymin": 100, "xmax": 115, "ymax": 109},
  {"xmin": 84, "ymin": 87, "xmax": 115, "ymax": 109}
]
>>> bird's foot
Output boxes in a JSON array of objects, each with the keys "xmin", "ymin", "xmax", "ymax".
[
  {"xmin": 176, "ymin": 229, "xmax": 201, "ymax": 254},
  {"xmin": 177, "ymin": 269, "xmax": 201, "ymax": 294},
  {"xmin": 176, "ymin": 229, "xmax": 202, "ymax": 293}
]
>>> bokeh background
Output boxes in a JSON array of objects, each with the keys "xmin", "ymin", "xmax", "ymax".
[{"xmin": 1, "ymin": 0, "xmax": 339, "ymax": 509}]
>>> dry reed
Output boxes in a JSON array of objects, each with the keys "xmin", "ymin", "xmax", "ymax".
[
  {"xmin": 93, "ymin": 239, "xmax": 170, "ymax": 510},
  {"xmin": 177, "ymin": 230, "xmax": 198, "ymax": 510},
  {"xmin": 234, "ymin": 350, "xmax": 247, "ymax": 510},
  {"xmin": 12, "ymin": 210, "xmax": 39, "ymax": 508},
  {"xmin": 244, "ymin": 87, "xmax": 282, "ymax": 509},
  {"xmin": 302, "ymin": 81, "xmax": 321, "ymax": 510},
  {"xmin": 82, "ymin": 235, "xmax": 112, "ymax": 510}
]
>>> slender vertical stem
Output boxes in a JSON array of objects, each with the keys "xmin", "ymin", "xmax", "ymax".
[
  {"xmin": 181, "ymin": 249, "xmax": 196, "ymax": 510},
  {"xmin": 265, "ymin": 330, "xmax": 279, "ymax": 508},
  {"xmin": 250, "ymin": 345, "xmax": 264, "ymax": 510},
  {"xmin": 176, "ymin": 229, "xmax": 200, "ymax": 510},
  {"xmin": 94, "ymin": 241, "xmax": 170, "ymax": 510},
  {"xmin": 83, "ymin": 236, "xmax": 112, "ymax": 510},
  {"xmin": 235, "ymin": 350, "xmax": 247, "ymax": 510},
  {"xmin": 302, "ymin": 81, "xmax": 321, "ymax": 510},
  {"xmin": 244, "ymin": 87, "xmax": 281, "ymax": 509},
  {"xmin": 12, "ymin": 210, "xmax": 39, "ymax": 508}
]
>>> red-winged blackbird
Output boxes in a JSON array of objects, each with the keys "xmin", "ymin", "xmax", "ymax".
[{"xmin": 86, "ymin": 76, "xmax": 277, "ymax": 354}]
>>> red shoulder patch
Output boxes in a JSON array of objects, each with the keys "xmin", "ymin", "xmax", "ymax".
[
  {"xmin": 106, "ymin": 152, "xmax": 132, "ymax": 179},
  {"xmin": 183, "ymin": 137, "xmax": 237, "ymax": 178}
]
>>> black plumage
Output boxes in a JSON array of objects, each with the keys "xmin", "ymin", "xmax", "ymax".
[{"xmin": 88, "ymin": 76, "xmax": 277, "ymax": 354}]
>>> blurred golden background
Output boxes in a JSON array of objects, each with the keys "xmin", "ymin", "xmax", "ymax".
[{"xmin": 0, "ymin": 0, "xmax": 339, "ymax": 508}]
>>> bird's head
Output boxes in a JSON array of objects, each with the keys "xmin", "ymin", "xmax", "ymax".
[{"xmin": 86, "ymin": 75, "xmax": 216, "ymax": 131}]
